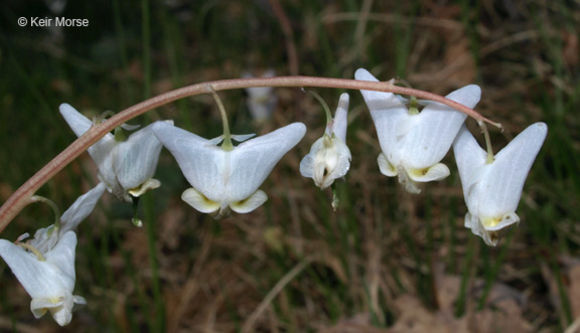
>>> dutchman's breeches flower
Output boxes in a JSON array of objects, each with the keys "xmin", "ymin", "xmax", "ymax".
[
  {"xmin": 355, "ymin": 68, "xmax": 481, "ymax": 193},
  {"xmin": 300, "ymin": 93, "xmax": 351, "ymax": 189},
  {"xmin": 0, "ymin": 183, "xmax": 105, "ymax": 326},
  {"xmin": 453, "ymin": 123, "xmax": 548, "ymax": 246},
  {"xmin": 153, "ymin": 121, "xmax": 306, "ymax": 215},
  {"xmin": 59, "ymin": 104, "xmax": 171, "ymax": 202}
]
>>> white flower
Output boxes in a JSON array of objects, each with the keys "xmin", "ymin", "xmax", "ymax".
[
  {"xmin": 59, "ymin": 104, "xmax": 171, "ymax": 201},
  {"xmin": 0, "ymin": 183, "xmax": 104, "ymax": 326},
  {"xmin": 243, "ymin": 70, "xmax": 278, "ymax": 121},
  {"xmin": 0, "ymin": 232, "xmax": 84, "ymax": 326},
  {"xmin": 0, "ymin": 232, "xmax": 83, "ymax": 326},
  {"xmin": 453, "ymin": 122, "xmax": 548, "ymax": 246},
  {"xmin": 300, "ymin": 93, "xmax": 351, "ymax": 189},
  {"xmin": 355, "ymin": 68, "xmax": 481, "ymax": 193},
  {"xmin": 153, "ymin": 121, "xmax": 306, "ymax": 215}
]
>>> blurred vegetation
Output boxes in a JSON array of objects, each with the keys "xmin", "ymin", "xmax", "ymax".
[{"xmin": 0, "ymin": 0, "xmax": 579, "ymax": 332}]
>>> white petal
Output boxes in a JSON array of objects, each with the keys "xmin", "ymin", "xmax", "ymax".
[
  {"xmin": 31, "ymin": 295, "xmax": 74, "ymax": 326},
  {"xmin": 452, "ymin": 125, "xmax": 488, "ymax": 211},
  {"xmin": 114, "ymin": 121, "xmax": 169, "ymax": 191},
  {"xmin": 60, "ymin": 182, "xmax": 106, "ymax": 233},
  {"xmin": 181, "ymin": 188, "xmax": 220, "ymax": 213},
  {"xmin": 355, "ymin": 68, "xmax": 408, "ymax": 165},
  {"xmin": 227, "ymin": 122, "xmax": 306, "ymax": 201},
  {"xmin": 400, "ymin": 85, "xmax": 480, "ymax": 169},
  {"xmin": 49, "ymin": 296, "xmax": 74, "ymax": 326},
  {"xmin": 377, "ymin": 153, "xmax": 397, "ymax": 177},
  {"xmin": 406, "ymin": 163, "xmax": 450, "ymax": 182},
  {"xmin": 476, "ymin": 122, "xmax": 548, "ymax": 218},
  {"xmin": 59, "ymin": 103, "xmax": 116, "ymax": 175},
  {"xmin": 299, "ymin": 153, "xmax": 315, "ymax": 178},
  {"xmin": 329, "ymin": 93, "xmax": 349, "ymax": 142},
  {"xmin": 59, "ymin": 103, "xmax": 92, "ymax": 137},
  {"xmin": 44, "ymin": 232, "xmax": 77, "ymax": 288},
  {"xmin": 229, "ymin": 190, "xmax": 268, "ymax": 213},
  {"xmin": 0, "ymin": 233, "xmax": 77, "ymax": 300},
  {"xmin": 153, "ymin": 122, "xmax": 227, "ymax": 201}
]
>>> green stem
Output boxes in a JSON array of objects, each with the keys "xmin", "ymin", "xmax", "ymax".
[
  {"xmin": 478, "ymin": 120, "xmax": 495, "ymax": 164},
  {"xmin": 307, "ymin": 90, "xmax": 333, "ymax": 125},
  {"xmin": 30, "ymin": 196, "xmax": 60, "ymax": 229},
  {"xmin": 208, "ymin": 86, "xmax": 233, "ymax": 150}
]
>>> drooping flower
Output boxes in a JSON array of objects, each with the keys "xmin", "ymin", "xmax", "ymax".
[
  {"xmin": 59, "ymin": 103, "xmax": 171, "ymax": 202},
  {"xmin": 355, "ymin": 68, "xmax": 481, "ymax": 193},
  {"xmin": 243, "ymin": 70, "xmax": 278, "ymax": 121},
  {"xmin": 0, "ymin": 232, "xmax": 83, "ymax": 326},
  {"xmin": 153, "ymin": 121, "xmax": 306, "ymax": 215},
  {"xmin": 300, "ymin": 93, "xmax": 351, "ymax": 189},
  {"xmin": 453, "ymin": 122, "xmax": 548, "ymax": 246},
  {"xmin": 0, "ymin": 183, "xmax": 105, "ymax": 326}
]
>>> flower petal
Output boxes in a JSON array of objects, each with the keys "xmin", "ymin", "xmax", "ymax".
[
  {"xmin": 58, "ymin": 103, "xmax": 93, "ymax": 137},
  {"xmin": 153, "ymin": 122, "xmax": 226, "ymax": 201},
  {"xmin": 299, "ymin": 152, "xmax": 315, "ymax": 178},
  {"xmin": 452, "ymin": 125, "xmax": 488, "ymax": 211},
  {"xmin": 60, "ymin": 182, "xmax": 106, "ymax": 234},
  {"xmin": 476, "ymin": 122, "xmax": 548, "ymax": 218},
  {"xmin": 400, "ymin": 85, "xmax": 480, "ymax": 169},
  {"xmin": 406, "ymin": 163, "xmax": 450, "ymax": 182},
  {"xmin": 377, "ymin": 153, "xmax": 398, "ymax": 177},
  {"xmin": 181, "ymin": 188, "xmax": 220, "ymax": 213},
  {"xmin": 328, "ymin": 93, "xmax": 349, "ymax": 142},
  {"xmin": 227, "ymin": 122, "xmax": 306, "ymax": 201},
  {"xmin": 59, "ymin": 104, "xmax": 116, "ymax": 177},
  {"xmin": 229, "ymin": 190, "xmax": 268, "ymax": 213},
  {"xmin": 0, "ymin": 232, "xmax": 77, "ymax": 300},
  {"xmin": 114, "ymin": 121, "xmax": 170, "ymax": 191},
  {"xmin": 44, "ymin": 232, "xmax": 78, "ymax": 287},
  {"xmin": 355, "ymin": 68, "xmax": 408, "ymax": 165}
]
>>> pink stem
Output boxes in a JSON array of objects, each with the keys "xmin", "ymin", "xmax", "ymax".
[{"xmin": 0, "ymin": 76, "xmax": 499, "ymax": 232}]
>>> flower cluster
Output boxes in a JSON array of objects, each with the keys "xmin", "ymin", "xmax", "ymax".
[
  {"xmin": 354, "ymin": 68, "xmax": 547, "ymax": 246},
  {"xmin": 0, "ymin": 68, "xmax": 548, "ymax": 326}
]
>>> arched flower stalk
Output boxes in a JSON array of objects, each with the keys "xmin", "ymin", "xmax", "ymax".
[{"xmin": 0, "ymin": 76, "xmax": 500, "ymax": 232}]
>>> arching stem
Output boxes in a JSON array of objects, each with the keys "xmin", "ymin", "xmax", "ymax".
[{"xmin": 0, "ymin": 76, "xmax": 501, "ymax": 232}]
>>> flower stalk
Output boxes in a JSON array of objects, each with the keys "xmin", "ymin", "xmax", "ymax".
[{"xmin": 0, "ymin": 76, "xmax": 499, "ymax": 232}]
